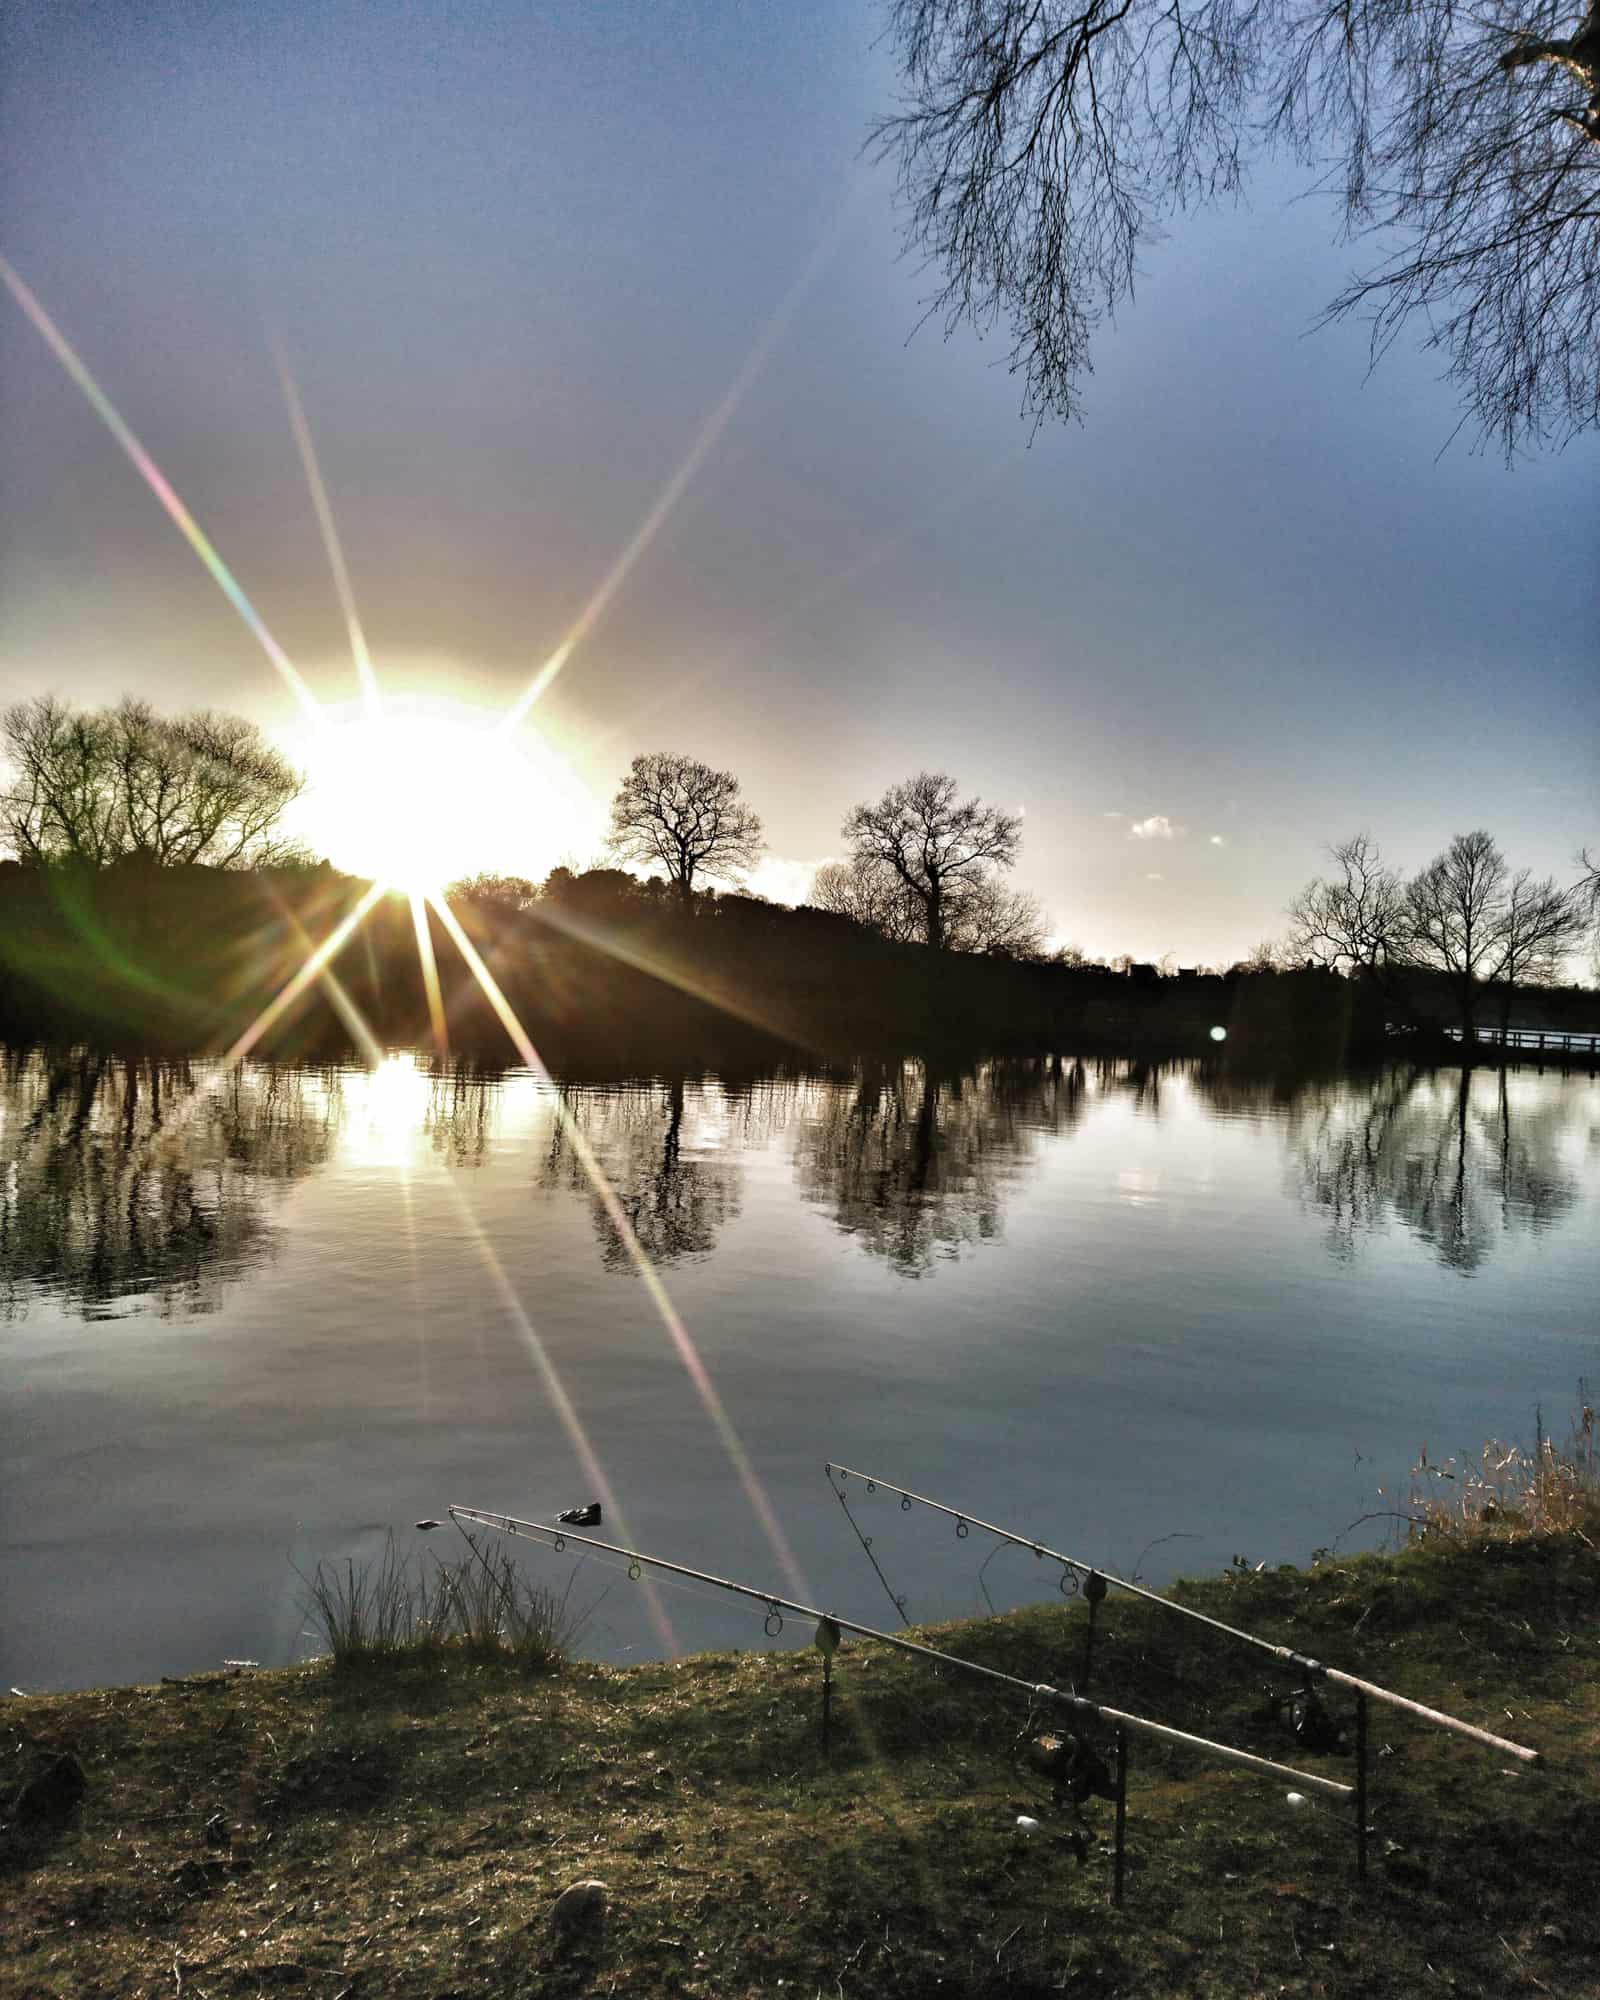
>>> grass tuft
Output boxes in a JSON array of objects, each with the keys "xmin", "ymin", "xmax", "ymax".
[
  {"xmin": 297, "ymin": 1528, "xmax": 587, "ymax": 1671},
  {"xmin": 1402, "ymin": 1391, "xmax": 1598, "ymax": 1546}
]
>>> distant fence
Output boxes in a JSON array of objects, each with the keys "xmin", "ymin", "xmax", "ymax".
[{"xmin": 1440, "ymin": 1025, "xmax": 1600, "ymax": 1055}]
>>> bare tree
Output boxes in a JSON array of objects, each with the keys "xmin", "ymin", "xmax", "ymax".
[
  {"xmin": 877, "ymin": 0, "xmax": 1600, "ymax": 453},
  {"xmin": 945, "ymin": 871, "xmax": 1049, "ymax": 956},
  {"xmin": 809, "ymin": 855, "xmax": 924, "ymax": 940},
  {"xmin": 2, "ymin": 695, "xmax": 304, "ymax": 868},
  {"xmin": 842, "ymin": 771, "xmax": 1022, "ymax": 949},
  {"xmin": 1287, "ymin": 835, "xmax": 1409, "ymax": 975},
  {"xmin": 1233, "ymin": 938, "xmax": 1293, "ymax": 973},
  {"xmin": 105, "ymin": 702, "xmax": 304, "ymax": 867},
  {"xmin": 1579, "ymin": 847, "xmax": 1600, "ymax": 977},
  {"xmin": 1405, "ymin": 829, "xmax": 1513, "ymax": 1041},
  {"xmin": 1, "ymin": 697, "xmax": 122, "ymax": 865},
  {"xmin": 816, "ymin": 844, "xmax": 1046, "ymax": 953},
  {"xmin": 606, "ymin": 752, "xmax": 764, "ymax": 908},
  {"xmin": 1484, "ymin": 868, "xmax": 1587, "ymax": 1033}
]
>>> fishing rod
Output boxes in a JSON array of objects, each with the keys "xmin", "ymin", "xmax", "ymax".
[
  {"xmin": 446, "ymin": 1502, "xmax": 1352, "ymax": 1800},
  {"xmin": 826, "ymin": 1467, "xmax": 911, "ymax": 1627},
  {"xmin": 824, "ymin": 1463, "xmax": 1542, "ymax": 1766}
]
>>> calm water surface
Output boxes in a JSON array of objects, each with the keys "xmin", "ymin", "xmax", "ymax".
[{"xmin": 3, "ymin": 1045, "xmax": 1596, "ymax": 1690}]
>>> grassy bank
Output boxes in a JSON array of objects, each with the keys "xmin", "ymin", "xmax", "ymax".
[{"xmin": 4, "ymin": 1527, "xmax": 1597, "ymax": 1999}]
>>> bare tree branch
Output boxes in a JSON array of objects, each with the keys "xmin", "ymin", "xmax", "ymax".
[
  {"xmin": 1, "ymin": 696, "xmax": 303, "ymax": 870},
  {"xmin": 1286, "ymin": 832, "xmax": 1408, "ymax": 973},
  {"xmin": 878, "ymin": 0, "xmax": 1600, "ymax": 451},
  {"xmin": 810, "ymin": 855, "xmax": 925, "ymax": 939}
]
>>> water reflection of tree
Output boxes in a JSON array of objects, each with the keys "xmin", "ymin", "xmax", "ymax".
[
  {"xmin": 422, "ymin": 1064, "xmax": 497, "ymax": 1168},
  {"xmin": 1279, "ymin": 1066, "xmax": 1581, "ymax": 1273},
  {"xmin": 792, "ymin": 1056, "xmax": 1089, "ymax": 1276},
  {"xmin": 543, "ymin": 1076, "xmax": 749, "ymax": 1271},
  {"xmin": 0, "ymin": 1048, "xmax": 337, "ymax": 1319}
]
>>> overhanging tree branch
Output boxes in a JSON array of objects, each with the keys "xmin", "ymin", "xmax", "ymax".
[{"xmin": 878, "ymin": 0, "xmax": 1600, "ymax": 451}]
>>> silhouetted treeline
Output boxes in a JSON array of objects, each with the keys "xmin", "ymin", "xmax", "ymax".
[{"xmin": 0, "ymin": 857, "xmax": 1409, "ymax": 1065}]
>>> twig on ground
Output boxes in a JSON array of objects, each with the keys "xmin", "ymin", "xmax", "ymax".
[{"xmin": 1498, "ymin": 1933, "xmax": 1551, "ymax": 1992}]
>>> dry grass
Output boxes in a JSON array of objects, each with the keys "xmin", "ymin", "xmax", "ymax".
[
  {"xmin": 4, "ymin": 1530, "xmax": 1598, "ymax": 1998},
  {"xmin": 1401, "ymin": 1393, "xmax": 1599, "ymax": 1547},
  {"xmin": 297, "ymin": 1528, "xmax": 588, "ymax": 1671}
]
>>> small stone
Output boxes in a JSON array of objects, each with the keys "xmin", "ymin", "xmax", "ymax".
[
  {"xmin": 171, "ymin": 1857, "xmax": 230, "ymax": 1896},
  {"xmin": 550, "ymin": 1878, "xmax": 607, "ymax": 1935},
  {"xmin": 13, "ymin": 1752, "xmax": 86, "ymax": 1827}
]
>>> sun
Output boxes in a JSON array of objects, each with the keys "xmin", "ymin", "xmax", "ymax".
[{"xmin": 292, "ymin": 693, "xmax": 598, "ymax": 893}]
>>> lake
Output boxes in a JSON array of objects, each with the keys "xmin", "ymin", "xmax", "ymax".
[{"xmin": 3, "ymin": 1044, "xmax": 1596, "ymax": 1692}]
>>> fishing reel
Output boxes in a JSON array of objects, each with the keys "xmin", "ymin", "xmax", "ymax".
[
  {"xmin": 1255, "ymin": 1680, "xmax": 1349, "ymax": 1757},
  {"xmin": 1014, "ymin": 1724, "xmax": 1117, "ymax": 1867}
]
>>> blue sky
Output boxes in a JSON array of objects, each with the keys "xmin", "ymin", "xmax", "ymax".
[{"xmin": 1, "ymin": 0, "xmax": 1593, "ymax": 964}]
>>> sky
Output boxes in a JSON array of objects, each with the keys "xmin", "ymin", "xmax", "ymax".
[{"xmin": 1, "ymin": 0, "xmax": 1594, "ymax": 967}]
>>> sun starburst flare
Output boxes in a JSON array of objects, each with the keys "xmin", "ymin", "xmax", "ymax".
[
  {"xmin": 272, "ymin": 335, "xmax": 382, "ymax": 721},
  {"xmin": 498, "ymin": 190, "xmax": 859, "ymax": 732},
  {"xmin": 3, "ymin": 250, "xmax": 811, "ymax": 1613},
  {"xmin": 0, "ymin": 255, "xmax": 323, "ymax": 723},
  {"xmin": 222, "ymin": 880, "xmax": 389, "ymax": 1068},
  {"xmin": 427, "ymin": 894, "xmax": 810, "ymax": 1602}
]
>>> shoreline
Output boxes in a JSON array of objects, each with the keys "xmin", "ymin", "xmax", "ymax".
[{"xmin": 6, "ymin": 1530, "xmax": 1596, "ymax": 1997}]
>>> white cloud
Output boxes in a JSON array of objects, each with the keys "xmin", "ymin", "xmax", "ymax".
[
  {"xmin": 1209, "ymin": 834, "xmax": 1226, "ymax": 847},
  {"xmin": 743, "ymin": 855, "xmax": 826, "ymax": 906},
  {"xmin": 1129, "ymin": 815, "xmax": 1177, "ymax": 841},
  {"xmin": 1144, "ymin": 871, "xmax": 1165, "ymax": 882},
  {"xmin": 1102, "ymin": 810, "xmax": 1124, "ymax": 820}
]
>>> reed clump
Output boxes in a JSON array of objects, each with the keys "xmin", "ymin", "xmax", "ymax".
[
  {"xmin": 1402, "ymin": 1393, "xmax": 1597, "ymax": 1545},
  {"xmin": 297, "ymin": 1529, "xmax": 587, "ymax": 1671}
]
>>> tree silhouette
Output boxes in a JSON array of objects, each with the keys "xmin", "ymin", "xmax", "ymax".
[
  {"xmin": 1485, "ymin": 866, "xmax": 1589, "ymax": 1034},
  {"xmin": 1287, "ymin": 835, "xmax": 1409, "ymax": 978},
  {"xmin": 842, "ymin": 772, "xmax": 1022, "ymax": 951},
  {"xmin": 445, "ymin": 872, "xmax": 540, "ymax": 915},
  {"xmin": 1290, "ymin": 829, "xmax": 1586, "ymax": 1041},
  {"xmin": 606, "ymin": 753, "xmax": 763, "ymax": 909},
  {"xmin": 810, "ymin": 856, "xmax": 923, "ymax": 942},
  {"xmin": 877, "ymin": 0, "xmax": 1600, "ymax": 453},
  {"xmin": 945, "ymin": 870, "xmax": 1049, "ymax": 957}
]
